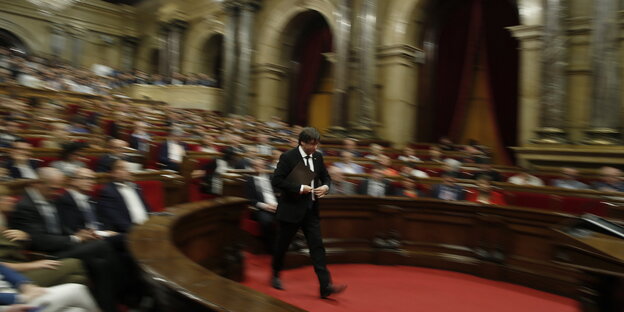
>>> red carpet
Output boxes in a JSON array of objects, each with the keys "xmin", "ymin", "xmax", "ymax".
[{"xmin": 241, "ymin": 254, "xmax": 580, "ymax": 312}]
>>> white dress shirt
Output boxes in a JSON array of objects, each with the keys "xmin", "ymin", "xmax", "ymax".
[
  {"xmin": 115, "ymin": 183, "xmax": 149, "ymax": 225},
  {"xmin": 254, "ymin": 174, "xmax": 278, "ymax": 208},
  {"xmin": 17, "ymin": 163, "xmax": 38, "ymax": 179},
  {"xmin": 168, "ymin": 140, "xmax": 185, "ymax": 162},
  {"xmin": 298, "ymin": 146, "xmax": 316, "ymax": 199}
]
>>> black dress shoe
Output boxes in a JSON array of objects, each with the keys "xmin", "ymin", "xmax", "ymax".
[
  {"xmin": 271, "ymin": 277, "xmax": 284, "ymax": 290},
  {"xmin": 321, "ymin": 284, "xmax": 347, "ymax": 299}
]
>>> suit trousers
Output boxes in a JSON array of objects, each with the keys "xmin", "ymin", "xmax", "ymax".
[{"xmin": 272, "ymin": 202, "xmax": 330, "ymax": 291}]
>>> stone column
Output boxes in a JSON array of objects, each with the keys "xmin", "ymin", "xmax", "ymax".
[
  {"xmin": 49, "ymin": 24, "xmax": 66, "ymax": 60},
  {"xmin": 222, "ymin": 0, "xmax": 240, "ymax": 115},
  {"xmin": 353, "ymin": 0, "xmax": 378, "ymax": 138},
  {"xmin": 508, "ymin": 25, "xmax": 543, "ymax": 146},
  {"xmin": 158, "ymin": 23, "xmax": 170, "ymax": 75},
  {"xmin": 69, "ymin": 27, "xmax": 85, "ymax": 68},
  {"xmin": 121, "ymin": 36, "xmax": 139, "ymax": 71},
  {"xmin": 168, "ymin": 20, "xmax": 187, "ymax": 75},
  {"xmin": 234, "ymin": 0, "xmax": 259, "ymax": 116},
  {"xmin": 326, "ymin": 0, "xmax": 352, "ymax": 138},
  {"xmin": 532, "ymin": 0, "xmax": 568, "ymax": 144},
  {"xmin": 583, "ymin": 0, "xmax": 621, "ymax": 145},
  {"xmin": 252, "ymin": 63, "xmax": 288, "ymax": 120}
]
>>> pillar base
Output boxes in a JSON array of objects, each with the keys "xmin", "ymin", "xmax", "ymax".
[
  {"xmin": 581, "ymin": 128, "xmax": 621, "ymax": 145},
  {"xmin": 351, "ymin": 125, "xmax": 377, "ymax": 140},
  {"xmin": 530, "ymin": 127, "xmax": 569, "ymax": 144},
  {"xmin": 323, "ymin": 126, "xmax": 348, "ymax": 138}
]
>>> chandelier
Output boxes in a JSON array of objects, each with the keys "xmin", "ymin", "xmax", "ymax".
[{"xmin": 27, "ymin": 0, "xmax": 81, "ymax": 15}]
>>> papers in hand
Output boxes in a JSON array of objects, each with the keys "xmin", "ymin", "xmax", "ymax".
[{"xmin": 286, "ymin": 160, "xmax": 315, "ymax": 186}]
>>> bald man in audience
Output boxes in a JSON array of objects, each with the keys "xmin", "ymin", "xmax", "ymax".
[
  {"xmin": 9, "ymin": 167, "xmax": 121, "ymax": 312},
  {"xmin": 592, "ymin": 166, "xmax": 624, "ymax": 192},
  {"xmin": 551, "ymin": 168, "xmax": 589, "ymax": 190}
]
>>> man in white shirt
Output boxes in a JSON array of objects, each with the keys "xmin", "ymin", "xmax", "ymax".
[
  {"xmin": 245, "ymin": 159, "xmax": 278, "ymax": 253},
  {"xmin": 96, "ymin": 160, "xmax": 150, "ymax": 233}
]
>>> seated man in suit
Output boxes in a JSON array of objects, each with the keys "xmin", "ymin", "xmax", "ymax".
[
  {"xmin": 328, "ymin": 166, "xmax": 356, "ymax": 195},
  {"xmin": 96, "ymin": 159, "xmax": 151, "ymax": 233},
  {"xmin": 158, "ymin": 129, "xmax": 188, "ymax": 171},
  {"xmin": 431, "ymin": 171, "xmax": 466, "ymax": 201},
  {"xmin": 592, "ymin": 166, "xmax": 624, "ymax": 192},
  {"xmin": 0, "ymin": 185, "xmax": 87, "ymax": 288},
  {"xmin": 50, "ymin": 142, "xmax": 88, "ymax": 176},
  {"xmin": 0, "ymin": 263, "xmax": 98, "ymax": 312},
  {"xmin": 245, "ymin": 158, "xmax": 277, "ymax": 253},
  {"xmin": 95, "ymin": 138, "xmax": 131, "ymax": 172},
  {"xmin": 9, "ymin": 167, "xmax": 122, "ymax": 312},
  {"xmin": 128, "ymin": 121, "xmax": 151, "ymax": 153},
  {"xmin": 357, "ymin": 167, "xmax": 391, "ymax": 197},
  {"xmin": 5, "ymin": 140, "xmax": 39, "ymax": 179},
  {"xmin": 551, "ymin": 167, "xmax": 589, "ymax": 190}
]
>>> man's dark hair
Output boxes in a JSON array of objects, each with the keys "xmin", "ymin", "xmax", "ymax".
[{"xmin": 298, "ymin": 127, "xmax": 320, "ymax": 145}]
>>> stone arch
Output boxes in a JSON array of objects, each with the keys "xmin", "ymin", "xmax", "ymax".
[
  {"xmin": 0, "ymin": 17, "xmax": 44, "ymax": 53},
  {"xmin": 253, "ymin": 0, "xmax": 337, "ymax": 120},
  {"xmin": 136, "ymin": 35, "xmax": 160, "ymax": 73},
  {"xmin": 182, "ymin": 17, "xmax": 224, "ymax": 74}
]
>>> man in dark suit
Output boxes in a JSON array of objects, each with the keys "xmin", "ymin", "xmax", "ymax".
[
  {"xmin": 271, "ymin": 127, "xmax": 346, "ymax": 299},
  {"xmin": 56, "ymin": 168, "xmax": 109, "ymax": 234},
  {"xmin": 431, "ymin": 171, "xmax": 466, "ymax": 201},
  {"xmin": 245, "ymin": 158, "xmax": 277, "ymax": 253},
  {"xmin": 9, "ymin": 167, "xmax": 121, "ymax": 312},
  {"xmin": 96, "ymin": 159, "xmax": 151, "ymax": 233},
  {"xmin": 95, "ymin": 138, "xmax": 131, "ymax": 173},
  {"xmin": 5, "ymin": 140, "xmax": 39, "ymax": 179},
  {"xmin": 158, "ymin": 129, "xmax": 188, "ymax": 171}
]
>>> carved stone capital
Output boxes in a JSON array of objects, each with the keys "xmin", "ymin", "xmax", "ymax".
[
  {"xmin": 252, "ymin": 63, "xmax": 288, "ymax": 80},
  {"xmin": 581, "ymin": 128, "xmax": 622, "ymax": 145},
  {"xmin": 377, "ymin": 44, "xmax": 424, "ymax": 67},
  {"xmin": 530, "ymin": 127, "xmax": 570, "ymax": 144},
  {"xmin": 507, "ymin": 25, "xmax": 544, "ymax": 42}
]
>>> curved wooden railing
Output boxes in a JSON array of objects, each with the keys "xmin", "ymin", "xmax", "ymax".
[
  {"xmin": 129, "ymin": 196, "xmax": 621, "ymax": 311},
  {"xmin": 128, "ymin": 197, "xmax": 305, "ymax": 312}
]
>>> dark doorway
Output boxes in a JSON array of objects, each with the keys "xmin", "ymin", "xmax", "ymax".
[
  {"xmin": 0, "ymin": 29, "xmax": 28, "ymax": 54},
  {"xmin": 201, "ymin": 34, "xmax": 224, "ymax": 87}
]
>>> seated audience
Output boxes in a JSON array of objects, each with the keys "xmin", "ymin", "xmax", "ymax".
[
  {"xmin": 158, "ymin": 129, "xmax": 188, "ymax": 171},
  {"xmin": 357, "ymin": 167, "xmax": 391, "ymax": 197},
  {"xmin": 5, "ymin": 141, "xmax": 39, "ymax": 179},
  {"xmin": 377, "ymin": 155, "xmax": 399, "ymax": 177},
  {"xmin": 431, "ymin": 171, "xmax": 465, "ymax": 201},
  {"xmin": 507, "ymin": 168, "xmax": 544, "ymax": 186},
  {"xmin": 0, "ymin": 120, "xmax": 23, "ymax": 148},
  {"xmin": 341, "ymin": 138, "xmax": 362, "ymax": 157},
  {"xmin": 400, "ymin": 164, "xmax": 429, "ymax": 178},
  {"xmin": 96, "ymin": 160, "xmax": 151, "ymax": 234},
  {"xmin": 364, "ymin": 143, "xmax": 384, "ymax": 161},
  {"xmin": 392, "ymin": 175, "xmax": 421, "ymax": 198},
  {"xmin": 442, "ymin": 162, "xmax": 470, "ymax": 180},
  {"xmin": 333, "ymin": 151, "xmax": 364, "ymax": 174},
  {"xmin": 0, "ymin": 263, "xmax": 98, "ymax": 311},
  {"xmin": 0, "ymin": 185, "xmax": 87, "ymax": 287},
  {"xmin": 9, "ymin": 167, "xmax": 121, "ymax": 312},
  {"xmin": 67, "ymin": 117, "xmax": 90, "ymax": 134},
  {"xmin": 473, "ymin": 161, "xmax": 503, "ymax": 182},
  {"xmin": 95, "ymin": 139, "xmax": 130, "ymax": 173},
  {"xmin": 428, "ymin": 146, "xmax": 445, "ymax": 163},
  {"xmin": 397, "ymin": 146, "xmax": 421, "ymax": 163},
  {"xmin": 592, "ymin": 166, "xmax": 624, "ymax": 192},
  {"xmin": 438, "ymin": 136, "xmax": 457, "ymax": 151},
  {"xmin": 550, "ymin": 167, "xmax": 589, "ymax": 190},
  {"xmin": 197, "ymin": 146, "xmax": 248, "ymax": 195},
  {"xmin": 41, "ymin": 123, "xmax": 71, "ymax": 149},
  {"xmin": 128, "ymin": 121, "xmax": 151, "ymax": 153},
  {"xmin": 253, "ymin": 133, "xmax": 274, "ymax": 156},
  {"xmin": 50, "ymin": 142, "xmax": 88, "ymax": 176},
  {"xmin": 328, "ymin": 166, "xmax": 356, "ymax": 195},
  {"xmin": 245, "ymin": 159, "xmax": 277, "ymax": 253},
  {"xmin": 197, "ymin": 133, "xmax": 219, "ymax": 153},
  {"xmin": 57, "ymin": 168, "xmax": 110, "ymax": 234},
  {"xmin": 466, "ymin": 176, "xmax": 506, "ymax": 205},
  {"xmin": 268, "ymin": 149, "xmax": 281, "ymax": 171}
]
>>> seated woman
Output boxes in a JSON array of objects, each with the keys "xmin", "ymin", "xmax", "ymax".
[{"xmin": 466, "ymin": 176, "xmax": 507, "ymax": 205}]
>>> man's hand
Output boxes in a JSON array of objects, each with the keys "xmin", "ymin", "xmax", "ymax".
[
  {"xmin": 19, "ymin": 284, "xmax": 46, "ymax": 302},
  {"xmin": 313, "ymin": 185, "xmax": 329, "ymax": 197},
  {"xmin": 3, "ymin": 229, "xmax": 29, "ymax": 241},
  {"xmin": 264, "ymin": 204, "xmax": 277, "ymax": 213},
  {"xmin": 27, "ymin": 260, "xmax": 60, "ymax": 270},
  {"xmin": 74, "ymin": 229, "xmax": 99, "ymax": 242},
  {"xmin": 301, "ymin": 185, "xmax": 313, "ymax": 194}
]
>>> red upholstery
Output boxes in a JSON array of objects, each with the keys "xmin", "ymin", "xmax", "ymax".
[
  {"xmin": 560, "ymin": 197, "xmax": 608, "ymax": 216},
  {"xmin": 188, "ymin": 179, "xmax": 217, "ymax": 202},
  {"xmin": 504, "ymin": 191, "xmax": 562, "ymax": 211},
  {"xmin": 24, "ymin": 137, "xmax": 45, "ymax": 147},
  {"xmin": 241, "ymin": 210, "xmax": 261, "ymax": 236},
  {"xmin": 135, "ymin": 180, "xmax": 165, "ymax": 212}
]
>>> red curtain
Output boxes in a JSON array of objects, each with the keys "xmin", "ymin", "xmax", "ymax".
[{"xmin": 290, "ymin": 20, "xmax": 333, "ymax": 126}]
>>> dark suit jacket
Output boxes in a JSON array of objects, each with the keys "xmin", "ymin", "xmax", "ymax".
[
  {"xmin": 6, "ymin": 159, "xmax": 40, "ymax": 179},
  {"xmin": 158, "ymin": 141, "xmax": 188, "ymax": 170},
  {"xmin": 96, "ymin": 182, "xmax": 151, "ymax": 233},
  {"xmin": 95, "ymin": 154, "xmax": 126, "ymax": 173},
  {"xmin": 129, "ymin": 133, "xmax": 151, "ymax": 152},
  {"xmin": 9, "ymin": 190, "xmax": 75, "ymax": 253},
  {"xmin": 271, "ymin": 147, "xmax": 331, "ymax": 223},
  {"xmin": 56, "ymin": 191, "xmax": 99, "ymax": 233},
  {"xmin": 357, "ymin": 179, "xmax": 391, "ymax": 196},
  {"xmin": 246, "ymin": 175, "xmax": 278, "ymax": 208}
]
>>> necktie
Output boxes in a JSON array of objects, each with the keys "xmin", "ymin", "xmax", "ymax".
[{"xmin": 304, "ymin": 155, "xmax": 310, "ymax": 167}]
